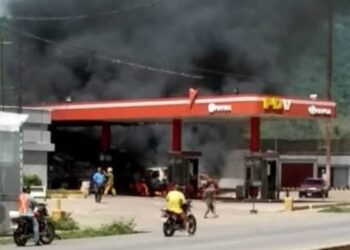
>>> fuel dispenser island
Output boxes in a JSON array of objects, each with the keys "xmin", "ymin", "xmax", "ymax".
[
  {"xmin": 244, "ymin": 152, "xmax": 279, "ymax": 200},
  {"xmin": 167, "ymin": 151, "xmax": 201, "ymax": 198}
]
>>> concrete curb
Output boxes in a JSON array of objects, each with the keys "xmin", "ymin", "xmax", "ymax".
[
  {"xmin": 320, "ymin": 245, "xmax": 350, "ymax": 250},
  {"xmin": 47, "ymin": 194, "xmax": 86, "ymax": 199},
  {"xmin": 289, "ymin": 202, "xmax": 350, "ymax": 211}
]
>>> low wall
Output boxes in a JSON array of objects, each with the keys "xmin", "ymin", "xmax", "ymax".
[{"xmin": 0, "ymin": 201, "xmax": 16, "ymax": 235}]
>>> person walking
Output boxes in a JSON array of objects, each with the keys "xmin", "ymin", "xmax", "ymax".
[
  {"xmin": 104, "ymin": 167, "xmax": 117, "ymax": 196},
  {"xmin": 203, "ymin": 183, "xmax": 218, "ymax": 218},
  {"xmin": 93, "ymin": 167, "xmax": 105, "ymax": 203}
]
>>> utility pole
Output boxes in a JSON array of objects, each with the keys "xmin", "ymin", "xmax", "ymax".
[
  {"xmin": 0, "ymin": 39, "xmax": 12, "ymax": 111},
  {"xmin": 17, "ymin": 41, "xmax": 23, "ymax": 113},
  {"xmin": 1, "ymin": 37, "xmax": 4, "ymax": 111},
  {"xmin": 324, "ymin": 0, "xmax": 333, "ymax": 187}
]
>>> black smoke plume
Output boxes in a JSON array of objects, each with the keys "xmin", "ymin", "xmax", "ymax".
[{"xmin": 4, "ymin": 0, "xmax": 329, "ymax": 175}]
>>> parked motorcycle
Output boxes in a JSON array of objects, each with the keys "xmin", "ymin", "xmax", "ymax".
[
  {"xmin": 161, "ymin": 200, "xmax": 197, "ymax": 237},
  {"xmin": 12, "ymin": 203, "xmax": 56, "ymax": 246}
]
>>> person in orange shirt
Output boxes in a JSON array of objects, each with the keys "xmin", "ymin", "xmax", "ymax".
[{"xmin": 18, "ymin": 186, "xmax": 40, "ymax": 246}]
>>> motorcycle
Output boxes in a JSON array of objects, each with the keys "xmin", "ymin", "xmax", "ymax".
[
  {"xmin": 12, "ymin": 203, "xmax": 56, "ymax": 247},
  {"xmin": 161, "ymin": 200, "xmax": 197, "ymax": 237}
]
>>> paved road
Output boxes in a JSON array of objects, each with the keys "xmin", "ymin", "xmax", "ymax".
[
  {"xmin": 3, "ymin": 212, "xmax": 350, "ymax": 250},
  {"xmin": 4, "ymin": 195, "xmax": 350, "ymax": 249}
]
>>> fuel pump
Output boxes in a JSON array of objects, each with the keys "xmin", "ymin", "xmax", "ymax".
[
  {"xmin": 167, "ymin": 151, "xmax": 201, "ymax": 198},
  {"xmin": 244, "ymin": 152, "xmax": 279, "ymax": 200}
]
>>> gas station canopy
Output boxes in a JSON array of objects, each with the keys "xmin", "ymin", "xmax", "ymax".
[
  {"xmin": 31, "ymin": 91, "xmax": 336, "ymax": 123},
  {"xmin": 27, "ymin": 91, "xmax": 337, "ymax": 200}
]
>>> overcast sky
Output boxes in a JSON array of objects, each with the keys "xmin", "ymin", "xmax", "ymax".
[{"xmin": 0, "ymin": 0, "xmax": 9, "ymax": 16}]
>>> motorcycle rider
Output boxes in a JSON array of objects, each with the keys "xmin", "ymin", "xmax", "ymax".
[
  {"xmin": 17, "ymin": 186, "xmax": 40, "ymax": 246},
  {"xmin": 165, "ymin": 185, "xmax": 189, "ymax": 234}
]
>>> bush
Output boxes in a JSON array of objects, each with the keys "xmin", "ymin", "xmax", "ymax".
[
  {"xmin": 98, "ymin": 220, "xmax": 136, "ymax": 234},
  {"xmin": 50, "ymin": 214, "xmax": 80, "ymax": 231},
  {"xmin": 23, "ymin": 175, "xmax": 42, "ymax": 186},
  {"xmin": 60, "ymin": 220, "xmax": 136, "ymax": 239},
  {"xmin": 319, "ymin": 205, "xmax": 350, "ymax": 213}
]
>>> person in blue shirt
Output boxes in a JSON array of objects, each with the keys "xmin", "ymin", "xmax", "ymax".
[{"xmin": 93, "ymin": 167, "xmax": 105, "ymax": 203}]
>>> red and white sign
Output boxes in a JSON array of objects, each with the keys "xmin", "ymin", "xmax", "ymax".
[
  {"xmin": 308, "ymin": 105, "xmax": 332, "ymax": 116},
  {"xmin": 207, "ymin": 103, "xmax": 232, "ymax": 114},
  {"xmin": 30, "ymin": 92, "xmax": 336, "ymax": 122}
]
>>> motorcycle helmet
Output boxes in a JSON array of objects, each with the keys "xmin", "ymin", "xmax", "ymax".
[{"xmin": 174, "ymin": 184, "xmax": 184, "ymax": 192}]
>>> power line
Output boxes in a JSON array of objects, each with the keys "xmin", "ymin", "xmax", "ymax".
[
  {"xmin": 3, "ymin": 1, "xmax": 160, "ymax": 22},
  {"xmin": 173, "ymin": 64, "xmax": 283, "ymax": 83},
  {"xmin": 1, "ymin": 23, "xmax": 284, "ymax": 84},
  {"xmin": 1, "ymin": 23, "xmax": 204, "ymax": 79},
  {"xmin": 0, "ymin": 2, "xmax": 286, "ymax": 84}
]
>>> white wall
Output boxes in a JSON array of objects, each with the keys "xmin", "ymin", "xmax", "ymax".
[
  {"xmin": 0, "ymin": 201, "xmax": 16, "ymax": 235},
  {"xmin": 219, "ymin": 150, "xmax": 248, "ymax": 188},
  {"xmin": 23, "ymin": 152, "xmax": 48, "ymax": 188},
  {"xmin": 21, "ymin": 108, "xmax": 54, "ymax": 189},
  {"xmin": 280, "ymin": 155, "xmax": 350, "ymax": 166},
  {"xmin": 316, "ymin": 155, "xmax": 350, "ymax": 166}
]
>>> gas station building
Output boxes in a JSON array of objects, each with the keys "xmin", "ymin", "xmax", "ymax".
[{"xmin": 32, "ymin": 89, "xmax": 337, "ymax": 198}]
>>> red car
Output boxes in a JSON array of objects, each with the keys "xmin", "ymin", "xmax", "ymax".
[{"xmin": 299, "ymin": 178, "xmax": 329, "ymax": 198}]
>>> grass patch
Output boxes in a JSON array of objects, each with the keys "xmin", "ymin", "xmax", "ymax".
[
  {"xmin": 46, "ymin": 194, "xmax": 68, "ymax": 199},
  {"xmin": 319, "ymin": 205, "xmax": 350, "ymax": 213},
  {"xmin": 0, "ymin": 220, "xmax": 136, "ymax": 245},
  {"xmin": 46, "ymin": 189, "xmax": 84, "ymax": 199},
  {"xmin": 23, "ymin": 174, "xmax": 42, "ymax": 186},
  {"xmin": 50, "ymin": 214, "xmax": 80, "ymax": 231},
  {"xmin": 59, "ymin": 220, "xmax": 136, "ymax": 240},
  {"xmin": 0, "ymin": 238, "xmax": 11, "ymax": 245},
  {"xmin": 47, "ymin": 189, "xmax": 82, "ymax": 195}
]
